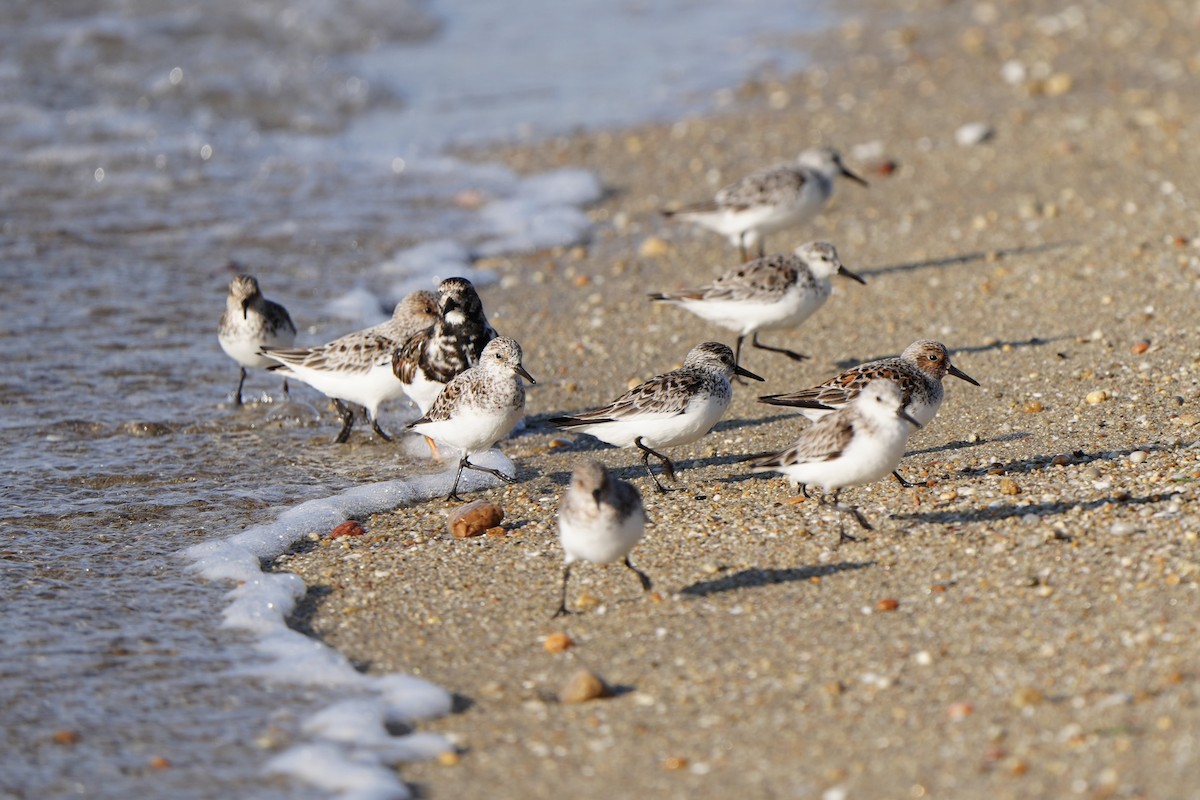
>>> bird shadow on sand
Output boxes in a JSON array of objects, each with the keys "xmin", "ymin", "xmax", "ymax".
[
  {"xmin": 953, "ymin": 443, "xmax": 1177, "ymax": 477},
  {"xmin": 523, "ymin": 412, "xmax": 797, "ymax": 488},
  {"xmin": 827, "ymin": 334, "xmax": 1068, "ymax": 372},
  {"xmin": 857, "ymin": 240, "xmax": 1081, "ymax": 279},
  {"xmin": 893, "ymin": 490, "xmax": 1181, "ymax": 528},
  {"xmin": 905, "ymin": 430, "xmax": 1033, "ymax": 458},
  {"xmin": 681, "ymin": 561, "xmax": 873, "ymax": 597}
]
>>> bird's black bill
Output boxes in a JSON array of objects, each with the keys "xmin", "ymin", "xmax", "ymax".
[
  {"xmin": 241, "ymin": 298, "xmax": 251, "ymax": 319},
  {"xmin": 948, "ymin": 364, "xmax": 980, "ymax": 386},
  {"xmin": 516, "ymin": 365, "xmax": 536, "ymax": 385},
  {"xmin": 841, "ymin": 166, "xmax": 869, "ymax": 187},
  {"xmin": 898, "ymin": 408, "xmax": 922, "ymax": 429},
  {"xmin": 734, "ymin": 365, "xmax": 766, "ymax": 382},
  {"xmin": 838, "ymin": 265, "xmax": 867, "ymax": 285},
  {"xmin": 758, "ymin": 395, "xmax": 835, "ymax": 411}
]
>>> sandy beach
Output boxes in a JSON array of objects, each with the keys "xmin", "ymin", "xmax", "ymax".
[{"xmin": 273, "ymin": 0, "xmax": 1200, "ymax": 797}]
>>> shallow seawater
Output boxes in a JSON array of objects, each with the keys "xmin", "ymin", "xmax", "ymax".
[{"xmin": 0, "ymin": 0, "xmax": 826, "ymax": 796}]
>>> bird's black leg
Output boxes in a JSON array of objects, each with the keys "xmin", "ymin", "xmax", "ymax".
[
  {"xmin": 733, "ymin": 335, "xmax": 752, "ymax": 384},
  {"xmin": 461, "ymin": 458, "xmax": 518, "ymax": 484},
  {"xmin": 751, "ymin": 332, "xmax": 808, "ymax": 362},
  {"xmin": 280, "ymin": 377, "xmax": 290, "ymax": 401},
  {"xmin": 446, "ymin": 455, "xmax": 469, "ymax": 501},
  {"xmin": 333, "ymin": 399, "xmax": 355, "ymax": 444},
  {"xmin": 891, "ymin": 469, "xmax": 918, "ymax": 488},
  {"xmin": 624, "ymin": 556, "xmax": 653, "ymax": 592},
  {"xmin": 553, "ymin": 563, "xmax": 573, "ymax": 618},
  {"xmin": 234, "ymin": 367, "xmax": 247, "ymax": 407},
  {"xmin": 368, "ymin": 412, "xmax": 393, "ymax": 443},
  {"xmin": 824, "ymin": 489, "xmax": 872, "ymax": 544},
  {"xmin": 634, "ymin": 436, "xmax": 675, "ymax": 493}
]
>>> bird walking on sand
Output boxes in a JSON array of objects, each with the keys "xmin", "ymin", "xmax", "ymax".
[
  {"xmin": 393, "ymin": 277, "xmax": 498, "ymax": 416},
  {"xmin": 554, "ymin": 460, "xmax": 651, "ymax": 617},
  {"xmin": 746, "ymin": 379, "xmax": 920, "ymax": 543},
  {"xmin": 218, "ymin": 273, "xmax": 297, "ymax": 406},
  {"xmin": 407, "ymin": 337, "xmax": 534, "ymax": 501},
  {"xmin": 663, "ymin": 147, "xmax": 868, "ymax": 261},
  {"xmin": 550, "ymin": 342, "xmax": 763, "ymax": 493},
  {"xmin": 262, "ymin": 290, "xmax": 439, "ymax": 443},
  {"xmin": 648, "ymin": 241, "xmax": 865, "ymax": 372},
  {"xmin": 758, "ymin": 339, "xmax": 979, "ymax": 487}
]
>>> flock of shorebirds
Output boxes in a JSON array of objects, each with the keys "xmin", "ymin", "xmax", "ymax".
[{"xmin": 218, "ymin": 147, "xmax": 980, "ymax": 615}]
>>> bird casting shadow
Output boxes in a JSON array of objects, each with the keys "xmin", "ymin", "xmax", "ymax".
[
  {"xmin": 904, "ymin": 430, "xmax": 1032, "ymax": 458},
  {"xmin": 955, "ymin": 444, "xmax": 1174, "ymax": 477},
  {"xmin": 895, "ymin": 490, "xmax": 1180, "ymax": 526},
  {"xmin": 829, "ymin": 335, "xmax": 1062, "ymax": 371},
  {"xmin": 858, "ymin": 240, "xmax": 1081, "ymax": 279},
  {"xmin": 682, "ymin": 561, "xmax": 873, "ymax": 597}
]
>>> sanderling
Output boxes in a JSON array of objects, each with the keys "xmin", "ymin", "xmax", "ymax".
[
  {"xmin": 406, "ymin": 336, "xmax": 534, "ymax": 501},
  {"xmin": 262, "ymin": 290, "xmax": 439, "ymax": 443},
  {"xmin": 554, "ymin": 460, "xmax": 651, "ymax": 617},
  {"xmin": 218, "ymin": 273, "xmax": 297, "ymax": 406},
  {"xmin": 746, "ymin": 379, "xmax": 920, "ymax": 543},
  {"xmin": 664, "ymin": 147, "xmax": 868, "ymax": 261},
  {"xmin": 392, "ymin": 277, "xmax": 498, "ymax": 416},
  {"xmin": 550, "ymin": 342, "xmax": 763, "ymax": 493},
  {"xmin": 648, "ymin": 241, "xmax": 865, "ymax": 371},
  {"xmin": 758, "ymin": 339, "xmax": 980, "ymax": 486}
]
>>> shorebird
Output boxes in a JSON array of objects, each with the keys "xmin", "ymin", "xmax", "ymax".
[
  {"xmin": 758, "ymin": 339, "xmax": 979, "ymax": 486},
  {"xmin": 407, "ymin": 337, "xmax": 534, "ymax": 501},
  {"xmin": 261, "ymin": 290, "xmax": 438, "ymax": 443},
  {"xmin": 218, "ymin": 273, "xmax": 297, "ymax": 406},
  {"xmin": 664, "ymin": 147, "xmax": 867, "ymax": 261},
  {"xmin": 648, "ymin": 241, "xmax": 865, "ymax": 372},
  {"xmin": 554, "ymin": 460, "xmax": 651, "ymax": 617},
  {"xmin": 746, "ymin": 379, "xmax": 921, "ymax": 543},
  {"xmin": 550, "ymin": 342, "xmax": 763, "ymax": 493},
  {"xmin": 392, "ymin": 277, "xmax": 498, "ymax": 416}
]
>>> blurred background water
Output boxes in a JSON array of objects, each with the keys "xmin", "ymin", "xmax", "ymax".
[{"xmin": 0, "ymin": 0, "xmax": 827, "ymax": 796}]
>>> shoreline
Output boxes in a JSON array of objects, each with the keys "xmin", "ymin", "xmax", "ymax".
[{"xmin": 274, "ymin": 1, "xmax": 1200, "ymax": 797}]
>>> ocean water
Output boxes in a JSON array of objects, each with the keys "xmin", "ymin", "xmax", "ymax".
[{"xmin": 0, "ymin": 1, "xmax": 826, "ymax": 797}]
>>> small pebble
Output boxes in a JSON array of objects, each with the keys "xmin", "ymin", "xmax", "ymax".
[
  {"xmin": 1128, "ymin": 450, "xmax": 1148, "ymax": 464},
  {"xmin": 1012, "ymin": 686, "xmax": 1044, "ymax": 708},
  {"xmin": 662, "ymin": 756, "xmax": 689, "ymax": 771},
  {"xmin": 1000, "ymin": 478, "xmax": 1021, "ymax": 495},
  {"xmin": 543, "ymin": 632, "xmax": 573, "ymax": 654},
  {"xmin": 947, "ymin": 702, "xmax": 975, "ymax": 720},
  {"xmin": 559, "ymin": 668, "xmax": 610, "ymax": 704},
  {"xmin": 1131, "ymin": 340, "xmax": 1150, "ymax": 355},
  {"xmin": 875, "ymin": 598, "xmax": 900, "ymax": 612},
  {"xmin": 448, "ymin": 501, "xmax": 504, "ymax": 539},
  {"xmin": 1044, "ymin": 73, "xmax": 1073, "ymax": 96},
  {"xmin": 328, "ymin": 520, "xmax": 365, "ymax": 539},
  {"xmin": 1051, "ymin": 454, "xmax": 1072, "ymax": 467},
  {"xmin": 956, "ymin": 122, "xmax": 993, "ymax": 146},
  {"xmin": 639, "ymin": 237, "xmax": 671, "ymax": 258},
  {"xmin": 1085, "ymin": 390, "xmax": 1109, "ymax": 404}
]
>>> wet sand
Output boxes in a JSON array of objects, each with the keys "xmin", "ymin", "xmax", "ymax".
[{"xmin": 273, "ymin": 1, "xmax": 1200, "ymax": 797}]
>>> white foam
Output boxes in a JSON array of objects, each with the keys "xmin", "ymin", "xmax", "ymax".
[
  {"xmin": 328, "ymin": 286, "xmax": 391, "ymax": 326},
  {"xmin": 475, "ymin": 168, "xmax": 601, "ymax": 256},
  {"xmin": 376, "ymin": 166, "xmax": 602, "ymax": 299},
  {"xmin": 183, "ymin": 449, "xmax": 516, "ymax": 799}
]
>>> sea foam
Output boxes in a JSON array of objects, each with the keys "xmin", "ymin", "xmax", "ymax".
[{"xmin": 184, "ymin": 450, "xmax": 514, "ymax": 800}]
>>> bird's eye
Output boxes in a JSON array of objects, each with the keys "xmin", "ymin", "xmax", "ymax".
[{"xmin": 928, "ymin": 354, "xmax": 938, "ymax": 361}]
